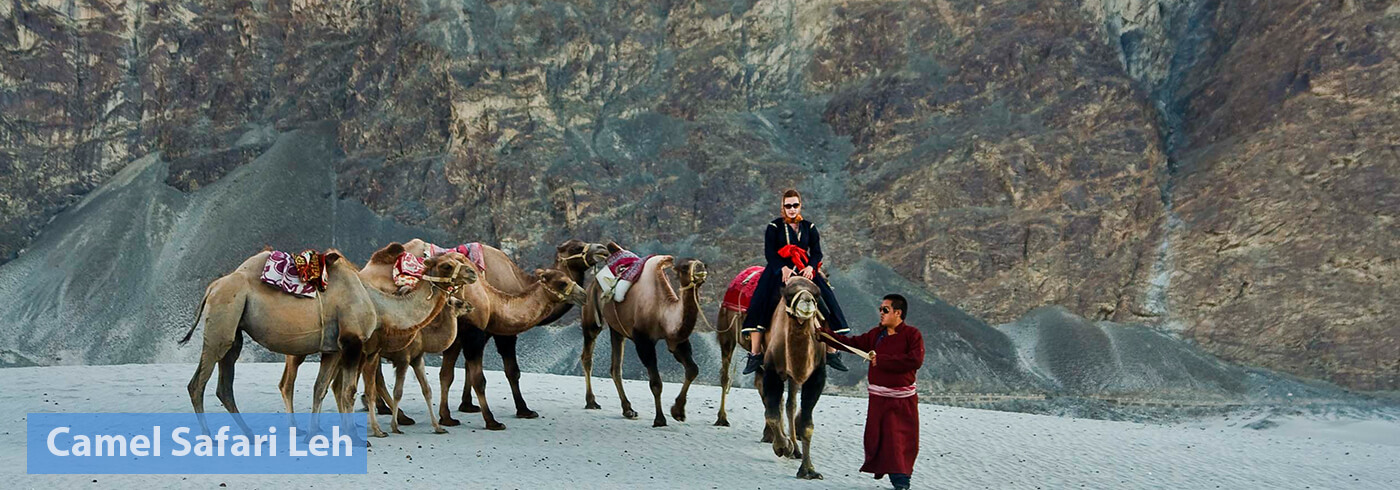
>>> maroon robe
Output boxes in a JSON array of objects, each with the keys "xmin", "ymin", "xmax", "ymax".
[{"xmin": 821, "ymin": 322, "xmax": 924, "ymax": 476}]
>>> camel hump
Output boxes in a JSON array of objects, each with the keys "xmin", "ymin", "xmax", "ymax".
[{"xmin": 370, "ymin": 242, "xmax": 407, "ymax": 264}]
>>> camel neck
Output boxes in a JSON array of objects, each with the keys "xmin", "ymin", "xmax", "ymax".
[
  {"xmin": 367, "ymin": 283, "xmax": 448, "ymax": 337},
  {"xmin": 481, "ymin": 279, "xmax": 557, "ymax": 335}
]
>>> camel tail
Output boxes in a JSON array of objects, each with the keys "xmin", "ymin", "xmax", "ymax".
[{"xmin": 178, "ymin": 294, "xmax": 210, "ymax": 345}]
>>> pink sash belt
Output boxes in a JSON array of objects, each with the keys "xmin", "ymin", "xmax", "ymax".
[{"xmin": 868, "ymin": 384, "xmax": 917, "ymax": 399}]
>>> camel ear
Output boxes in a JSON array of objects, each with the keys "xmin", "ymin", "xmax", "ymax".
[
  {"xmin": 606, "ymin": 242, "xmax": 623, "ymax": 254},
  {"xmin": 534, "ymin": 268, "xmax": 547, "ymax": 278},
  {"xmin": 325, "ymin": 252, "xmax": 342, "ymax": 264},
  {"xmin": 657, "ymin": 255, "xmax": 674, "ymax": 270}
]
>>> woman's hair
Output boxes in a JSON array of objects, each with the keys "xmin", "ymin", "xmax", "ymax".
[{"xmin": 782, "ymin": 189, "xmax": 801, "ymax": 202}]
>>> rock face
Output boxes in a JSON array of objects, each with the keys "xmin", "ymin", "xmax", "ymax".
[{"xmin": 0, "ymin": 1, "xmax": 1394, "ymax": 390}]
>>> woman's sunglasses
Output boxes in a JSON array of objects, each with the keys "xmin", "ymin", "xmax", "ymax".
[{"xmin": 783, "ymin": 203, "xmax": 801, "ymax": 209}]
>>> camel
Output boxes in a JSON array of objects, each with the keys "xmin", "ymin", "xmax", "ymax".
[
  {"xmin": 436, "ymin": 239, "xmax": 607, "ymax": 421},
  {"xmin": 279, "ymin": 245, "xmax": 476, "ymax": 437},
  {"xmin": 580, "ymin": 244, "xmax": 708, "ymax": 427},
  {"xmin": 714, "ymin": 304, "xmax": 746, "ymax": 427},
  {"xmin": 178, "ymin": 247, "xmax": 472, "ymax": 439},
  {"xmin": 439, "ymin": 262, "xmax": 588, "ymax": 429},
  {"xmin": 389, "ymin": 239, "xmax": 604, "ymax": 428},
  {"xmin": 758, "ymin": 276, "xmax": 828, "ymax": 480}
]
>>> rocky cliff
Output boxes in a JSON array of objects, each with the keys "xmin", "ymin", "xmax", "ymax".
[{"xmin": 0, "ymin": 0, "xmax": 1394, "ymax": 390}]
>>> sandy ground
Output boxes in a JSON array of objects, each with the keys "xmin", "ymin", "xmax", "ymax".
[{"xmin": 2, "ymin": 363, "xmax": 1397, "ymax": 489}]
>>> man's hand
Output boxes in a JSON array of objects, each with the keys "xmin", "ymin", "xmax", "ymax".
[
  {"xmin": 782, "ymin": 267, "xmax": 794, "ymax": 282},
  {"xmin": 800, "ymin": 266, "xmax": 815, "ymax": 280},
  {"xmin": 868, "ymin": 352, "xmax": 877, "ymax": 366}
]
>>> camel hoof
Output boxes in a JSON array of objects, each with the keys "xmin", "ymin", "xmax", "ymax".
[
  {"xmin": 515, "ymin": 410, "xmax": 539, "ymax": 419},
  {"xmin": 714, "ymin": 418, "xmax": 729, "ymax": 427},
  {"xmin": 370, "ymin": 430, "xmax": 388, "ymax": 438},
  {"xmin": 459, "ymin": 403, "xmax": 481, "ymax": 413},
  {"xmin": 670, "ymin": 405, "xmax": 686, "ymax": 422},
  {"xmin": 391, "ymin": 429, "xmax": 404, "ymax": 435},
  {"xmin": 433, "ymin": 427, "xmax": 449, "ymax": 435},
  {"xmin": 397, "ymin": 413, "xmax": 416, "ymax": 426},
  {"xmin": 622, "ymin": 409, "xmax": 638, "ymax": 419},
  {"xmin": 439, "ymin": 415, "xmax": 462, "ymax": 427},
  {"xmin": 375, "ymin": 405, "xmax": 393, "ymax": 415},
  {"xmin": 796, "ymin": 468, "xmax": 823, "ymax": 480},
  {"xmin": 653, "ymin": 417, "xmax": 668, "ymax": 428},
  {"xmin": 790, "ymin": 448, "xmax": 803, "ymax": 459},
  {"xmin": 584, "ymin": 402, "xmax": 602, "ymax": 410},
  {"xmin": 485, "ymin": 422, "xmax": 506, "ymax": 431}
]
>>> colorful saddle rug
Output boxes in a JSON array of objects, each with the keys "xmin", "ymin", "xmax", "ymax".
[
  {"xmin": 604, "ymin": 250, "xmax": 654, "ymax": 283},
  {"xmin": 261, "ymin": 250, "xmax": 326, "ymax": 297},
  {"xmin": 394, "ymin": 251, "xmax": 426, "ymax": 289},
  {"xmin": 721, "ymin": 266, "xmax": 765, "ymax": 313},
  {"xmin": 428, "ymin": 242, "xmax": 486, "ymax": 272}
]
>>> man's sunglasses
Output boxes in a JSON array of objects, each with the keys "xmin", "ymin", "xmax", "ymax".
[
  {"xmin": 878, "ymin": 306, "xmax": 893, "ymax": 314},
  {"xmin": 783, "ymin": 203, "xmax": 801, "ymax": 209}
]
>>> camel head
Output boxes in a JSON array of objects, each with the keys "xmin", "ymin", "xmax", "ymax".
[
  {"xmin": 422, "ymin": 251, "xmax": 478, "ymax": 296},
  {"xmin": 674, "ymin": 258, "xmax": 708, "ymax": 290},
  {"xmin": 780, "ymin": 276, "xmax": 823, "ymax": 331},
  {"xmin": 533, "ymin": 268, "xmax": 588, "ymax": 306},
  {"xmin": 556, "ymin": 239, "xmax": 609, "ymax": 270}
]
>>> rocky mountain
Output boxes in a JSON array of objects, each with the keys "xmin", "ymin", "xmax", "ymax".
[{"xmin": 0, "ymin": 0, "xmax": 1395, "ymax": 391}]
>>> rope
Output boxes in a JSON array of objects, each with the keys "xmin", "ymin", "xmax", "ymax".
[{"xmin": 819, "ymin": 329, "xmax": 872, "ymax": 361}]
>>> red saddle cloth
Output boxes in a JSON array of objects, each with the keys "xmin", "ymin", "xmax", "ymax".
[
  {"xmin": 721, "ymin": 266, "xmax": 765, "ymax": 313},
  {"xmin": 260, "ymin": 249, "xmax": 326, "ymax": 297}
]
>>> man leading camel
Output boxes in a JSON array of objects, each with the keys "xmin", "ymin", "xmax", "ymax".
[{"xmin": 818, "ymin": 294, "xmax": 924, "ymax": 490}]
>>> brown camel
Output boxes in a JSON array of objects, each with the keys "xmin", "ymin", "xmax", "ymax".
[
  {"xmin": 432, "ymin": 239, "xmax": 606, "ymax": 422},
  {"xmin": 714, "ymin": 305, "xmax": 746, "ymax": 427},
  {"xmin": 580, "ymin": 244, "xmax": 708, "ymax": 427},
  {"xmin": 759, "ymin": 276, "xmax": 827, "ymax": 479},
  {"xmin": 178, "ymin": 247, "xmax": 471, "ymax": 439},
  {"xmin": 389, "ymin": 239, "xmax": 604, "ymax": 428},
  {"xmin": 279, "ymin": 245, "xmax": 476, "ymax": 437}
]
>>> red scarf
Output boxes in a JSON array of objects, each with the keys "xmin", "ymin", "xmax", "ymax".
[{"xmin": 777, "ymin": 244, "xmax": 809, "ymax": 271}]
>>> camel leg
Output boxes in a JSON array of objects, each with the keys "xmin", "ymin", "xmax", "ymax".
[
  {"xmin": 374, "ymin": 367, "xmax": 415, "ymax": 425},
  {"xmin": 715, "ymin": 322, "xmax": 738, "ymax": 427},
  {"xmin": 761, "ymin": 368, "xmax": 789, "ymax": 457},
  {"xmin": 186, "ymin": 286, "xmax": 242, "ymax": 435},
  {"xmin": 411, "ymin": 355, "xmax": 448, "ymax": 434},
  {"xmin": 581, "ymin": 318, "xmax": 603, "ymax": 410},
  {"xmin": 438, "ymin": 337, "xmax": 464, "ymax": 426},
  {"xmin": 786, "ymin": 380, "xmax": 801, "ymax": 459},
  {"xmin": 795, "ymin": 371, "xmax": 825, "ymax": 480},
  {"xmin": 332, "ymin": 339, "xmax": 369, "ymax": 447},
  {"xmin": 756, "ymin": 369, "xmax": 772, "ymax": 443},
  {"xmin": 609, "ymin": 328, "xmax": 636, "ymax": 419},
  {"xmin": 457, "ymin": 327, "xmax": 488, "ymax": 413},
  {"xmin": 280, "ymin": 355, "xmax": 306, "ymax": 415},
  {"xmin": 213, "ymin": 333, "xmax": 254, "ymax": 437},
  {"xmin": 670, "ymin": 340, "xmax": 698, "ymax": 423},
  {"xmin": 465, "ymin": 333, "xmax": 504, "ymax": 430},
  {"xmin": 362, "ymin": 352, "xmax": 388, "ymax": 438},
  {"xmin": 495, "ymin": 335, "xmax": 537, "ymax": 419},
  {"xmin": 633, "ymin": 336, "xmax": 666, "ymax": 427},
  {"xmin": 385, "ymin": 361, "xmax": 407, "ymax": 434}
]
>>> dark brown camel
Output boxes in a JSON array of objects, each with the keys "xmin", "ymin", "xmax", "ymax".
[{"xmin": 760, "ymin": 276, "xmax": 827, "ymax": 480}]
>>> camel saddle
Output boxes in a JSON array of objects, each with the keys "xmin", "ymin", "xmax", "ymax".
[
  {"xmin": 260, "ymin": 250, "xmax": 327, "ymax": 298},
  {"xmin": 721, "ymin": 266, "xmax": 765, "ymax": 313}
]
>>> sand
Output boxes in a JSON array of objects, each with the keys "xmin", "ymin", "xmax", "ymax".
[{"xmin": 2, "ymin": 363, "xmax": 1396, "ymax": 489}]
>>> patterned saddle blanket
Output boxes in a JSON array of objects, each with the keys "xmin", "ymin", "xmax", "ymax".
[
  {"xmin": 260, "ymin": 250, "xmax": 326, "ymax": 298},
  {"xmin": 721, "ymin": 266, "xmax": 765, "ymax": 313},
  {"xmin": 428, "ymin": 242, "xmax": 487, "ymax": 272}
]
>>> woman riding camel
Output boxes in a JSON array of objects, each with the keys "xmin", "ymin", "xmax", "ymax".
[{"xmin": 742, "ymin": 189, "xmax": 851, "ymax": 374}]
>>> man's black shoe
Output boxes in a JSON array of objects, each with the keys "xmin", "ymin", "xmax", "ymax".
[{"xmin": 826, "ymin": 352, "xmax": 850, "ymax": 372}]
